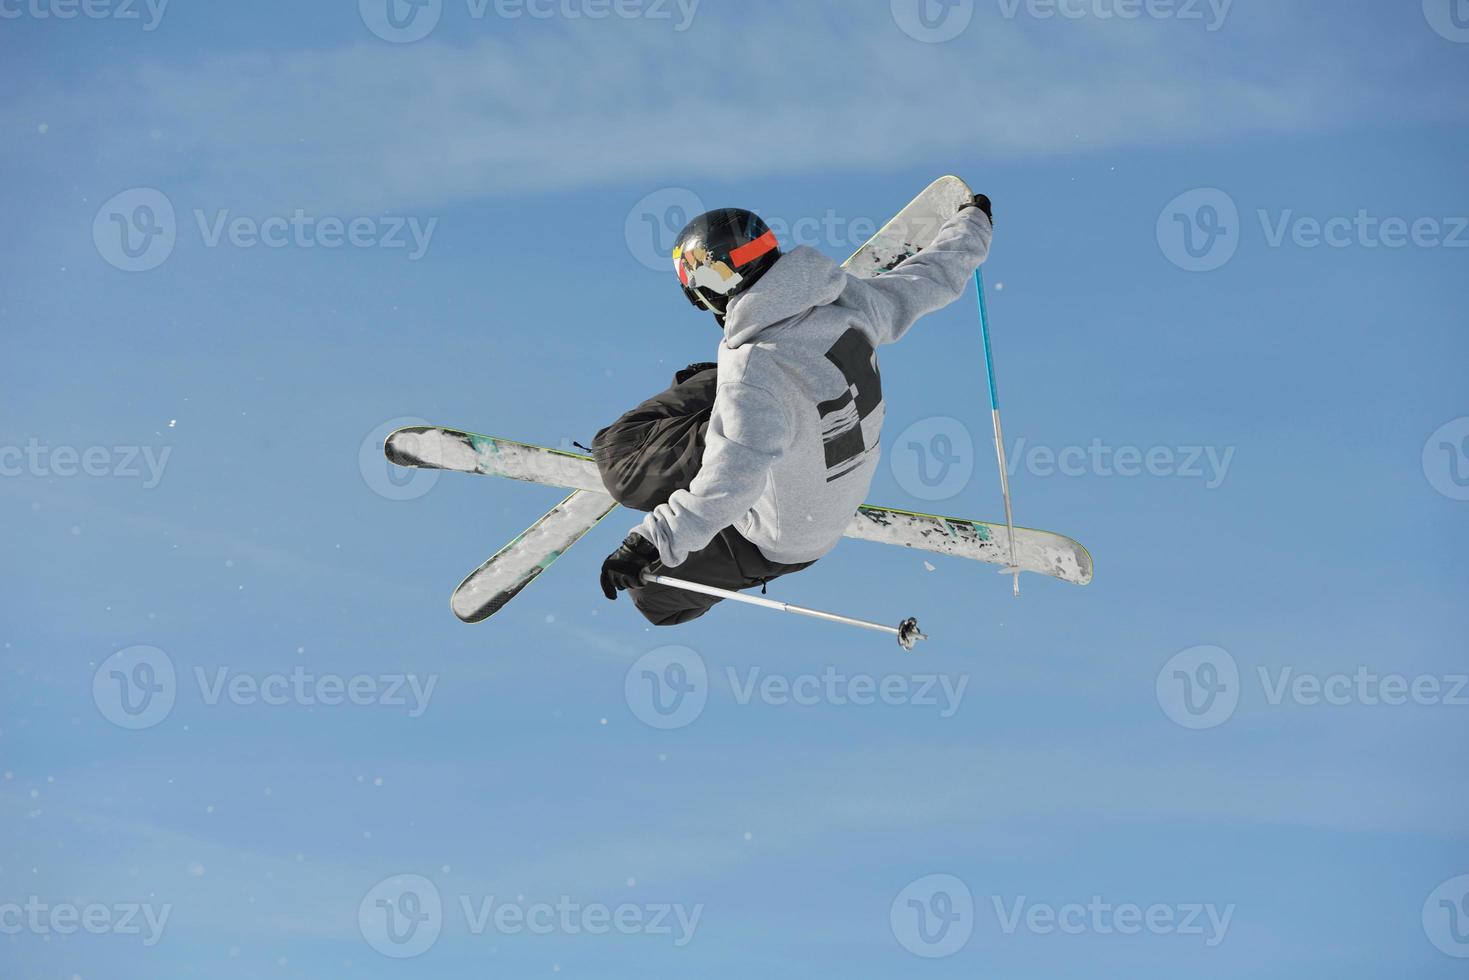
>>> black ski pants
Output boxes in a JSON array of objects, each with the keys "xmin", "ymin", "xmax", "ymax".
[{"xmin": 592, "ymin": 366, "xmax": 814, "ymax": 626}]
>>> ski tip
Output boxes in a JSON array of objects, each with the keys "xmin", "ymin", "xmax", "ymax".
[
  {"xmin": 383, "ymin": 427, "xmax": 426, "ymax": 467},
  {"xmin": 451, "ymin": 589, "xmax": 519, "ymax": 624}
]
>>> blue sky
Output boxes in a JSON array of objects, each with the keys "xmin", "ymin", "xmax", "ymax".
[{"xmin": 2, "ymin": 1, "xmax": 1467, "ymax": 977}]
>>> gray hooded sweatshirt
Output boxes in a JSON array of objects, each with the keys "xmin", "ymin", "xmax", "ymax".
[{"xmin": 636, "ymin": 206, "xmax": 993, "ymax": 567}]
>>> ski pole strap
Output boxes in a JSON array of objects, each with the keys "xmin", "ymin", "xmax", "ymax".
[{"xmin": 974, "ymin": 268, "xmax": 1000, "ymax": 411}]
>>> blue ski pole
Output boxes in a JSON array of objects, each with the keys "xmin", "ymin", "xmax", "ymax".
[{"xmin": 974, "ymin": 267, "xmax": 1021, "ymax": 597}]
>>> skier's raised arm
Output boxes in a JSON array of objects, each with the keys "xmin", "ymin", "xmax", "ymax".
[
  {"xmin": 633, "ymin": 379, "xmax": 791, "ymax": 568},
  {"xmin": 850, "ymin": 196, "xmax": 993, "ymax": 345}
]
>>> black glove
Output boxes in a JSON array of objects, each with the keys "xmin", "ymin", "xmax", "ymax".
[
  {"xmin": 959, "ymin": 194, "xmax": 992, "ymax": 222},
  {"xmin": 675, "ymin": 361, "xmax": 718, "ymax": 385},
  {"xmin": 600, "ymin": 532, "xmax": 660, "ymax": 600}
]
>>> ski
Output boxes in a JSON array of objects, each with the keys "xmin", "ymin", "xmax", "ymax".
[
  {"xmin": 844, "ymin": 174, "xmax": 974, "ymax": 276},
  {"xmin": 386, "ymin": 426, "xmax": 1093, "ymax": 587},
  {"xmin": 450, "ymin": 489, "xmax": 619, "ymax": 623}
]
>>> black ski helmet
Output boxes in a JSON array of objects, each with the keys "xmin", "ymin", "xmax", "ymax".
[{"xmin": 672, "ymin": 208, "xmax": 781, "ymax": 315}]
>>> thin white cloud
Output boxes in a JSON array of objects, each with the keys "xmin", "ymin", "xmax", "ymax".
[{"xmin": 7, "ymin": 6, "xmax": 1462, "ymax": 215}]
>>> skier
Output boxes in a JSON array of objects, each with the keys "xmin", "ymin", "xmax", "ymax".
[{"xmin": 596, "ymin": 194, "xmax": 994, "ymax": 625}]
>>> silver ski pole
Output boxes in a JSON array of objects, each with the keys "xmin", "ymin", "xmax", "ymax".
[
  {"xmin": 974, "ymin": 267, "xmax": 1021, "ymax": 597},
  {"xmin": 640, "ymin": 572, "xmax": 928, "ymax": 651}
]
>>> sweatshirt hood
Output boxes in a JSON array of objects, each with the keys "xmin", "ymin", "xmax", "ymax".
[{"xmin": 722, "ymin": 246, "xmax": 846, "ymax": 348}]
